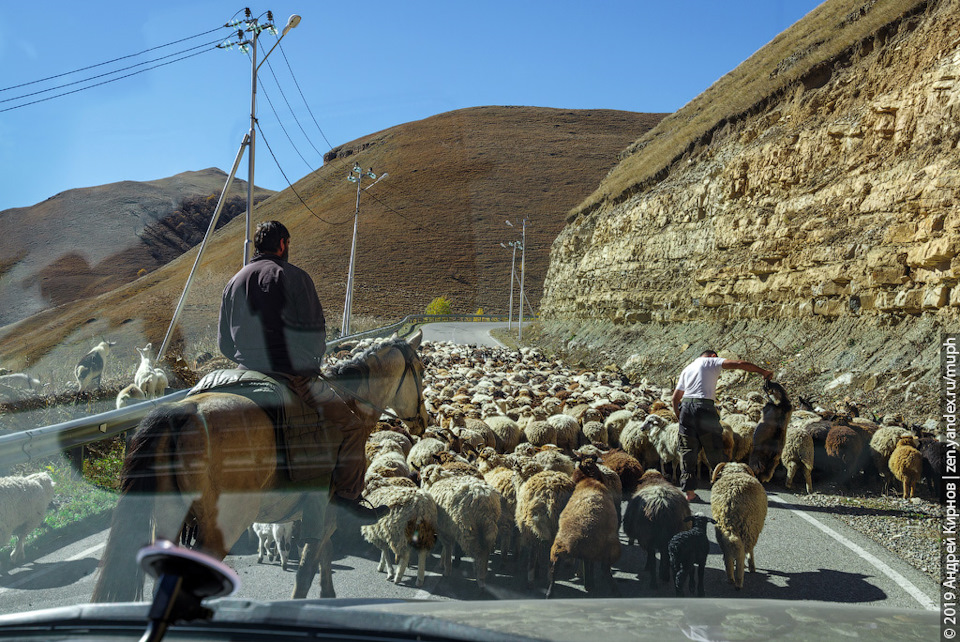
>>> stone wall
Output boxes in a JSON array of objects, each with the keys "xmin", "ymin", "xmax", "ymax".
[{"xmin": 542, "ymin": 0, "xmax": 959, "ymax": 329}]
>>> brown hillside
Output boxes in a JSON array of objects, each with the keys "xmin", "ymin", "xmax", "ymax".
[
  {"xmin": 0, "ymin": 169, "xmax": 273, "ymax": 326},
  {"xmin": 0, "ymin": 106, "xmax": 663, "ymax": 371}
]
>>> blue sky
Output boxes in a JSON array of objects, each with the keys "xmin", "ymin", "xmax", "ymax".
[{"xmin": 0, "ymin": 1, "xmax": 823, "ymax": 212}]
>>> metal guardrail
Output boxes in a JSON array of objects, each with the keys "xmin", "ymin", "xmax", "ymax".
[{"xmin": 0, "ymin": 314, "xmax": 538, "ymax": 469}]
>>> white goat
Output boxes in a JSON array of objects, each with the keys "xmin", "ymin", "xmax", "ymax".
[
  {"xmin": 0, "ymin": 472, "xmax": 56, "ymax": 567},
  {"xmin": 252, "ymin": 521, "xmax": 294, "ymax": 570},
  {"xmin": 75, "ymin": 340, "xmax": 115, "ymax": 392},
  {"xmin": 134, "ymin": 343, "xmax": 168, "ymax": 399}
]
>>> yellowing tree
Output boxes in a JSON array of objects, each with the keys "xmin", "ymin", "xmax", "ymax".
[{"xmin": 425, "ymin": 296, "xmax": 452, "ymax": 315}]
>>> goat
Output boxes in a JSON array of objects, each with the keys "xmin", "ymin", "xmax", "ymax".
[
  {"xmin": 134, "ymin": 343, "xmax": 167, "ymax": 399},
  {"xmin": 75, "ymin": 340, "xmax": 116, "ymax": 392}
]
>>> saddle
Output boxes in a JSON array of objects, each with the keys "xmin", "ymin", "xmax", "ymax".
[{"xmin": 189, "ymin": 369, "xmax": 342, "ymax": 484}]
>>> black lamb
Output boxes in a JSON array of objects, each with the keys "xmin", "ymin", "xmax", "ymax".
[{"xmin": 668, "ymin": 514, "xmax": 716, "ymax": 597}]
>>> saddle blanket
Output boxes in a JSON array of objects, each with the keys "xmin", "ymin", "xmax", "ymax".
[{"xmin": 189, "ymin": 369, "xmax": 342, "ymax": 484}]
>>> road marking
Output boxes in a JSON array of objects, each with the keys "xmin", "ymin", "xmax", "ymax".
[
  {"xmin": 768, "ymin": 493, "xmax": 937, "ymax": 611},
  {"xmin": 0, "ymin": 541, "xmax": 105, "ymax": 595}
]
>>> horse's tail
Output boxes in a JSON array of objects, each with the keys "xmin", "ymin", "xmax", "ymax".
[{"xmin": 91, "ymin": 402, "xmax": 193, "ymax": 603}]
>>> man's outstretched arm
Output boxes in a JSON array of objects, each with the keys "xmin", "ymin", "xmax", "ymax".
[{"xmin": 721, "ymin": 359, "xmax": 774, "ymax": 379}]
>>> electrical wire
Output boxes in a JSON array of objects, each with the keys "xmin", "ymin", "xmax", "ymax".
[
  {"xmin": 0, "ymin": 39, "xmax": 223, "ymax": 106},
  {"xmin": 254, "ymin": 122, "xmax": 353, "ymax": 227},
  {"xmin": 0, "ymin": 46, "xmax": 218, "ymax": 114},
  {"xmin": 0, "ymin": 26, "xmax": 229, "ymax": 94},
  {"xmin": 277, "ymin": 42, "xmax": 335, "ymax": 151},
  {"xmin": 263, "ymin": 57, "xmax": 326, "ymax": 162},
  {"xmin": 257, "ymin": 79, "xmax": 316, "ymax": 172}
]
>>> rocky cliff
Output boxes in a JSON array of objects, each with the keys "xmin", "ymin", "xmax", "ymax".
[{"xmin": 539, "ymin": 0, "xmax": 957, "ymax": 419}]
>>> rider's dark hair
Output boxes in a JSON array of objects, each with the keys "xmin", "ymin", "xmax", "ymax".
[{"xmin": 254, "ymin": 221, "xmax": 290, "ymax": 255}]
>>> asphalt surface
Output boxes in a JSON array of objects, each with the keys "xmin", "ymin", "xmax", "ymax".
[{"xmin": 0, "ymin": 323, "xmax": 940, "ymax": 616}]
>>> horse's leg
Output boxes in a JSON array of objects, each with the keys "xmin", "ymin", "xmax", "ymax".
[
  {"xmin": 294, "ymin": 539, "xmax": 322, "ymax": 599},
  {"xmin": 416, "ymin": 548, "xmax": 428, "ymax": 587},
  {"xmin": 319, "ymin": 537, "xmax": 335, "ymax": 598}
]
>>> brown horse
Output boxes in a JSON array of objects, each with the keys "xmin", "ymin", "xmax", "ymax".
[{"xmin": 92, "ymin": 331, "xmax": 427, "ymax": 602}]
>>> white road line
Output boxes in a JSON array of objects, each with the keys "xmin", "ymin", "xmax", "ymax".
[
  {"xmin": 0, "ymin": 542, "xmax": 105, "ymax": 595},
  {"xmin": 768, "ymin": 493, "xmax": 937, "ymax": 611}
]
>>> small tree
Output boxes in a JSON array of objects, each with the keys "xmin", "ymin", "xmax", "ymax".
[{"xmin": 425, "ymin": 296, "xmax": 452, "ymax": 315}]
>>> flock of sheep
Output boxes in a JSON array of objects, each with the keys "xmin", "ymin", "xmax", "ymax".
[
  {"xmin": 0, "ymin": 336, "xmax": 947, "ymax": 600},
  {"xmin": 313, "ymin": 339, "xmax": 945, "ymax": 596}
]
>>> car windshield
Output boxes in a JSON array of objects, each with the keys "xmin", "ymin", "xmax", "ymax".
[{"xmin": 0, "ymin": 1, "xmax": 948, "ymax": 640}]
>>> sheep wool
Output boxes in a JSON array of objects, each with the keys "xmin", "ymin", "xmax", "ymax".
[
  {"xmin": 710, "ymin": 462, "xmax": 768, "ymax": 590},
  {"xmin": 889, "ymin": 435, "xmax": 923, "ymax": 499},
  {"xmin": 0, "ymin": 472, "xmax": 56, "ymax": 566},
  {"xmin": 361, "ymin": 485, "xmax": 438, "ymax": 587},
  {"xmin": 780, "ymin": 425, "xmax": 815, "ymax": 493}
]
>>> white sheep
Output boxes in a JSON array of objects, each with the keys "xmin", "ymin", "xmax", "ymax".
[
  {"xmin": 361, "ymin": 484, "xmax": 438, "ymax": 586},
  {"xmin": 603, "ymin": 409, "xmax": 633, "ymax": 447},
  {"xmin": 547, "ymin": 413, "xmax": 580, "ymax": 451},
  {"xmin": 75, "ymin": 340, "xmax": 116, "ymax": 392},
  {"xmin": 252, "ymin": 521, "xmax": 294, "ymax": 570},
  {"xmin": 869, "ymin": 426, "xmax": 910, "ymax": 492},
  {"xmin": 780, "ymin": 424, "xmax": 814, "ymax": 493},
  {"xmin": 134, "ymin": 343, "xmax": 167, "ymax": 399},
  {"xmin": 620, "ymin": 414, "xmax": 664, "ymax": 470},
  {"xmin": 420, "ymin": 464, "xmax": 501, "ymax": 591},
  {"xmin": 0, "ymin": 472, "xmax": 56, "ymax": 567},
  {"xmin": 649, "ymin": 422, "xmax": 681, "ymax": 479},
  {"xmin": 710, "ymin": 462, "xmax": 767, "ymax": 590},
  {"xmin": 406, "ymin": 437, "xmax": 447, "ymax": 472},
  {"xmin": 483, "ymin": 415, "xmax": 523, "ymax": 453},
  {"xmin": 514, "ymin": 469, "xmax": 575, "ymax": 587},
  {"xmin": 115, "ymin": 383, "xmax": 146, "ymax": 409}
]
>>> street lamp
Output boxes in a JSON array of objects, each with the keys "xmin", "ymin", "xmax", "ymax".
[
  {"xmin": 243, "ymin": 12, "xmax": 301, "ymax": 265},
  {"xmin": 342, "ymin": 163, "xmax": 387, "ymax": 336}
]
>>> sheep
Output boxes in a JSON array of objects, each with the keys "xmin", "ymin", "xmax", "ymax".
[
  {"xmin": 620, "ymin": 414, "xmax": 663, "ymax": 470},
  {"xmin": 361, "ymin": 484, "xmax": 438, "ymax": 587},
  {"xmin": 483, "ymin": 415, "xmax": 523, "ymax": 452},
  {"xmin": 622, "ymin": 468, "xmax": 690, "ymax": 589},
  {"xmin": 599, "ymin": 448, "xmax": 645, "ymax": 496},
  {"xmin": 649, "ymin": 422, "xmax": 681, "ymax": 479},
  {"xmin": 367, "ymin": 427, "xmax": 414, "ymax": 459},
  {"xmin": 75, "ymin": 339, "xmax": 116, "ymax": 392},
  {"xmin": 365, "ymin": 447, "xmax": 412, "ymax": 484},
  {"xmin": 869, "ymin": 426, "xmax": 909, "ymax": 493},
  {"xmin": 420, "ymin": 464, "xmax": 501, "ymax": 591},
  {"xmin": 115, "ymin": 383, "xmax": 147, "ymax": 409},
  {"xmin": 603, "ymin": 409, "xmax": 633, "ymax": 448},
  {"xmin": 547, "ymin": 413, "xmax": 580, "ymax": 451},
  {"xmin": 0, "ymin": 472, "xmax": 56, "ymax": 567},
  {"xmin": 524, "ymin": 420, "xmax": 557, "ymax": 448},
  {"xmin": 919, "ymin": 436, "xmax": 953, "ymax": 500},
  {"xmin": 251, "ymin": 521, "xmax": 294, "ymax": 570},
  {"xmin": 514, "ymin": 469, "xmax": 575, "ymax": 587},
  {"xmin": 888, "ymin": 435, "xmax": 923, "ymax": 499},
  {"xmin": 824, "ymin": 424, "xmax": 865, "ymax": 487},
  {"xmin": 710, "ymin": 462, "xmax": 767, "ymax": 590},
  {"xmin": 533, "ymin": 446, "xmax": 575, "ymax": 477},
  {"xmin": 406, "ymin": 437, "xmax": 447, "ymax": 472},
  {"xmin": 546, "ymin": 456, "xmax": 621, "ymax": 598},
  {"xmin": 780, "ymin": 424, "xmax": 814, "ymax": 493},
  {"xmin": 581, "ymin": 420, "xmax": 607, "ymax": 446},
  {"xmin": 668, "ymin": 514, "xmax": 716, "ymax": 597},
  {"xmin": 483, "ymin": 465, "xmax": 520, "ymax": 567},
  {"xmin": 748, "ymin": 380, "xmax": 792, "ymax": 483}
]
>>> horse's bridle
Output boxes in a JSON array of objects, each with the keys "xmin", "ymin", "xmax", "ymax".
[{"xmin": 317, "ymin": 344, "xmax": 426, "ymax": 429}]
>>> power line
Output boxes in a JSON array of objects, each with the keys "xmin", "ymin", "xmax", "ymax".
[
  {"xmin": 263, "ymin": 57, "xmax": 326, "ymax": 163},
  {"xmin": 0, "ymin": 26, "xmax": 228, "ymax": 94},
  {"xmin": 0, "ymin": 46, "xmax": 218, "ymax": 114},
  {"xmin": 254, "ymin": 123, "xmax": 353, "ymax": 227},
  {"xmin": 0, "ymin": 39, "xmax": 223, "ymax": 106},
  {"xmin": 277, "ymin": 42, "xmax": 335, "ymax": 150}
]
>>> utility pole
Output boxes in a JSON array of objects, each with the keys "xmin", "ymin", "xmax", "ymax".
[
  {"xmin": 506, "ymin": 218, "xmax": 529, "ymax": 342},
  {"xmin": 342, "ymin": 163, "xmax": 387, "ymax": 336},
  {"xmin": 500, "ymin": 241, "xmax": 520, "ymax": 330}
]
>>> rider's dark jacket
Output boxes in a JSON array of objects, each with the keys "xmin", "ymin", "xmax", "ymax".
[{"xmin": 218, "ymin": 254, "xmax": 326, "ymax": 377}]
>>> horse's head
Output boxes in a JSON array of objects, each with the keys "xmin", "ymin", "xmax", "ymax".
[{"xmin": 381, "ymin": 330, "xmax": 429, "ymax": 437}]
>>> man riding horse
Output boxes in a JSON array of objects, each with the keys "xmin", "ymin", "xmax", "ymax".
[{"xmin": 218, "ymin": 220, "xmax": 384, "ymax": 523}]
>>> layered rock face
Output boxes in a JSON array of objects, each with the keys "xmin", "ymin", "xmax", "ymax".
[{"xmin": 542, "ymin": 0, "xmax": 959, "ymax": 328}]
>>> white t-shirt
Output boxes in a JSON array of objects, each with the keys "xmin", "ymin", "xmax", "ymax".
[{"xmin": 675, "ymin": 357, "xmax": 726, "ymax": 400}]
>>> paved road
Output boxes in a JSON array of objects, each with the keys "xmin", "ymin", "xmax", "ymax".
[
  {"xmin": 0, "ymin": 322, "xmax": 939, "ymax": 614},
  {"xmin": 418, "ymin": 321, "xmax": 510, "ymax": 348},
  {"xmin": 0, "ymin": 487, "xmax": 938, "ymax": 614}
]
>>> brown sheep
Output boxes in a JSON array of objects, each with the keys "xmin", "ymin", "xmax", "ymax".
[
  {"xmin": 599, "ymin": 448, "xmax": 645, "ymax": 496},
  {"xmin": 889, "ymin": 435, "xmax": 923, "ymax": 499},
  {"xmin": 546, "ymin": 456, "xmax": 621, "ymax": 598},
  {"xmin": 824, "ymin": 425, "xmax": 865, "ymax": 487}
]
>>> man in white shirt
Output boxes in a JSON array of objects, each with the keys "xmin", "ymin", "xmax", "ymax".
[{"xmin": 672, "ymin": 350, "xmax": 773, "ymax": 501}]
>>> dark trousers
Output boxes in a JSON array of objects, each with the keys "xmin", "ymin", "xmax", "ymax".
[{"xmin": 677, "ymin": 398, "xmax": 727, "ymax": 492}]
